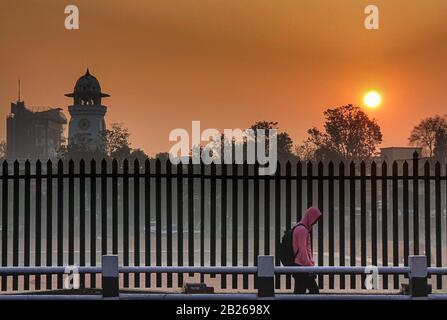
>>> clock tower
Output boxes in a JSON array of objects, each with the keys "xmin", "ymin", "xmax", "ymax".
[{"xmin": 66, "ymin": 69, "xmax": 109, "ymax": 148}]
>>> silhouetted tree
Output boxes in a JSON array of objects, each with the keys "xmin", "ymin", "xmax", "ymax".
[
  {"xmin": 130, "ymin": 148, "xmax": 148, "ymax": 162},
  {"xmin": 295, "ymin": 142, "xmax": 315, "ymax": 162},
  {"xmin": 276, "ymin": 132, "xmax": 295, "ymax": 161},
  {"xmin": 248, "ymin": 120, "xmax": 296, "ymax": 162},
  {"xmin": 248, "ymin": 121, "xmax": 278, "ymax": 156},
  {"xmin": 174, "ymin": 121, "xmax": 295, "ymax": 164},
  {"xmin": 58, "ymin": 123, "xmax": 140, "ymax": 163},
  {"xmin": 99, "ymin": 123, "xmax": 131, "ymax": 162},
  {"xmin": 299, "ymin": 104, "xmax": 382, "ymax": 162},
  {"xmin": 409, "ymin": 115, "xmax": 447, "ymax": 157},
  {"xmin": 57, "ymin": 134, "xmax": 106, "ymax": 162},
  {"xmin": 155, "ymin": 152, "xmax": 170, "ymax": 161}
]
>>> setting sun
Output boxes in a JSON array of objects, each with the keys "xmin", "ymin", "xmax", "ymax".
[{"xmin": 364, "ymin": 91, "xmax": 382, "ymax": 108}]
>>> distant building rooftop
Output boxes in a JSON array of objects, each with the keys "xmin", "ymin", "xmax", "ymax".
[{"xmin": 380, "ymin": 146, "xmax": 423, "ymax": 163}]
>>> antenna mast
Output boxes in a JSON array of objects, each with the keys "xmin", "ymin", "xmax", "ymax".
[{"xmin": 18, "ymin": 79, "xmax": 21, "ymax": 102}]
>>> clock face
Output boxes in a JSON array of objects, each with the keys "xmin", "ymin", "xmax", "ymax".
[{"xmin": 78, "ymin": 118, "xmax": 90, "ymax": 131}]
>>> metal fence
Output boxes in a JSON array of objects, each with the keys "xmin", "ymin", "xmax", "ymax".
[{"xmin": 1, "ymin": 152, "xmax": 447, "ymax": 292}]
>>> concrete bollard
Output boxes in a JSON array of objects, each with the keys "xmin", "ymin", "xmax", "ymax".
[
  {"xmin": 408, "ymin": 255, "xmax": 428, "ymax": 298},
  {"xmin": 102, "ymin": 255, "xmax": 119, "ymax": 299},
  {"xmin": 257, "ymin": 256, "xmax": 275, "ymax": 298}
]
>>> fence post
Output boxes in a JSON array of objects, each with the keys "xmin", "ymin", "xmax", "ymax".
[
  {"xmin": 408, "ymin": 255, "xmax": 428, "ymax": 298},
  {"xmin": 257, "ymin": 256, "xmax": 275, "ymax": 298},
  {"xmin": 102, "ymin": 255, "xmax": 119, "ymax": 299}
]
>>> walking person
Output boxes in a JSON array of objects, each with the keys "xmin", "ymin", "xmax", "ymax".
[{"xmin": 292, "ymin": 206, "xmax": 322, "ymax": 294}]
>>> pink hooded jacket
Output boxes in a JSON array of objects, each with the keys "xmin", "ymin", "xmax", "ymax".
[{"xmin": 292, "ymin": 207, "xmax": 322, "ymax": 266}]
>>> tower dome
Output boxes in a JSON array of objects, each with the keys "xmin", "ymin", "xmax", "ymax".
[
  {"xmin": 65, "ymin": 69, "xmax": 109, "ymax": 106},
  {"xmin": 66, "ymin": 69, "xmax": 109, "ymax": 148},
  {"xmin": 74, "ymin": 69, "xmax": 102, "ymax": 93}
]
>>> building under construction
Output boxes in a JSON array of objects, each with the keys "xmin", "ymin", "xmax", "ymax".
[{"xmin": 6, "ymin": 100, "xmax": 67, "ymax": 161}]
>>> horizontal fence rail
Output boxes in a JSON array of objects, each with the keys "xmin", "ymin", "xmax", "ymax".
[
  {"xmin": 276, "ymin": 266, "xmax": 410, "ymax": 275},
  {"xmin": 0, "ymin": 267, "xmax": 102, "ymax": 275},
  {"xmin": 1, "ymin": 255, "xmax": 446, "ymax": 299},
  {"xmin": 8, "ymin": 265, "xmax": 447, "ymax": 276},
  {"xmin": 0, "ymin": 266, "xmax": 412, "ymax": 276},
  {"xmin": 1, "ymin": 154, "xmax": 447, "ymax": 293}
]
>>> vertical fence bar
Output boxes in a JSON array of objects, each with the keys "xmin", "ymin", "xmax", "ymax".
[
  {"xmin": 306, "ymin": 161, "xmax": 313, "ymax": 290},
  {"xmin": 101, "ymin": 159, "xmax": 109, "ymax": 286},
  {"xmin": 220, "ymin": 164, "xmax": 228, "ymax": 288},
  {"xmin": 403, "ymin": 161, "xmax": 409, "ymax": 269},
  {"xmin": 155, "ymin": 159, "xmax": 161, "ymax": 287},
  {"xmin": 200, "ymin": 163, "xmax": 205, "ymax": 284},
  {"xmin": 296, "ymin": 162, "xmax": 302, "ymax": 223},
  {"xmin": 123, "ymin": 159, "xmax": 130, "ymax": 287},
  {"xmin": 242, "ymin": 162, "xmax": 249, "ymax": 289},
  {"xmin": 101, "ymin": 159, "xmax": 108, "ymax": 258},
  {"xmin": 166, "ymin": 160, "xmax": 173, "ymax": 287},
  {"xmin": 232, "ymin": 163, "xmax": 238, "ymax": 289},
  {"xmin": 68, "ymin": 160, "xmax": 75, "ymax": 269},
  {"xmin": 264, "ymin": 164, "xmax": 270, "ymax": 255},
  {"xmin": 46, "ymin": 160, "xmax": 53, "ymax": 290},
  {"xmin": 306, "ymin": 161, "xmax": 313, "ymax": 289},
  {"xmin": 79, "ymin": 159, "xmax": 86, "ymax": 288},
  {"xmin": 210, "ymin": 163, "xmax": 217, "ymax": 278},
  {"xmin": 24, "ymin": 161, "xmax": 31, "ymax": 290},
  {"xmin": 392, "ymin": 161, "xmax": 399, "ymax": 289},
  {"xmin": 89, "ymin": 159, "xmax": 96, "ymax": 288},
  {"xmin": 371, "ymin": 162, "xmax": 378, "ymax": 269},
  {"xmin": 413, "ymin": 152, "xmax": 419, "ymax": 255},
  {"xmin": 275, "ymin": 162, "xmax": 281, "ymax": 289},
  {"xmin": 338, "ymin": 162, "xmax": 345, "ymax": 289},
  {"xmin": 35, "ymin": 161, "xmax": 42, "ymax": 290},
  {"xmin": 307, "ymin": 162, "xmax": 313, "ymax": 209},
  {"xmin": 349, "ymin": 162, "xmax": 356, "ymax": 289},
  {"xmin": 435, "ymin": 162, "xmax": 442, "ymax": 289},
  {"xmin": 445, "ymin": 163, "xmax": 447, "ymax": 290},
  {"xmin": 1, "ymin": 161, "xmax": 7, "ymax": 291},
  {"xmin": 444, "ymin": 164, "xmax": 447, "ymax": 290},
  {"xmin": 12, "ymin": 161, "xmax": 19, "ymax": 290},
  {"xmin": 317, "ymin": 162, "xmax": 324, "ymax": 289},
  {"xmin": 360, "ymin": 162, "xmax": 367, "ymax": 288},
  {"xmin": 382, "ymin": 161, "xmax": 388, "ymax": 289},
  {"xmin": 177, "ymin": 163, "xmax": 184, "ymax": 287},
  {"xmin": 189, "ymin": 160, "xmax": 195, "ymax": 277},
  {"xmin": 424, "ymin": 162, "xmax": 431, "ymax": 271},
  {"xmin": 285, "ymin": 161, "xmax": 292, "ymax": 289},
  {"xmin": 56, "ymin": 160, "xmax": 64, "ymax": 289},
  {"xmin": 134, "ymin": 159, "xmax": 141, "ymax": 288},
  {"xmin": 328, "ymin": 161, "xmax": 335, "ymax": 289},
  {"xmin": 112, "ymin": 159, "xmax": 118, "ymax": 255},
  {"xmin": 144, "ymin": 159, "xmax": 151, "ymax": 288},
  {"xmin": 253, "ymin": 162, "xmax": 259, "ymax": 289}
]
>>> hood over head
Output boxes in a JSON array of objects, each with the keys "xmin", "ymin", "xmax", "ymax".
[{"xmin": 299, "ymin": 207, "xmax": 322, "ymax": 228}]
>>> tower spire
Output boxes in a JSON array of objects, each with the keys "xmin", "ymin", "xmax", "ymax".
[{"xmin": 18, "ymin": 79, "xmax": 21, "ymax": 102}]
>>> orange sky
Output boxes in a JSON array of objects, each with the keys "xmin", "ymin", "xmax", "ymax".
[{"xmin": 1, "ymin": 0, "xmax": 447, "ymax": 156}]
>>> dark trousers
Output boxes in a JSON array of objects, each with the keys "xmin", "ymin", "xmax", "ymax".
[{"xmin": 292, "ymin": 272, "xmax": 319, "ymax": 294}]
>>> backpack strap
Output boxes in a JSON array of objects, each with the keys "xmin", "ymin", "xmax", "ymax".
[
  {"xmin": 292, "ymin": 223, "xmax": 306, "ymax": 259},
  {"xmin": 296, "ymin": 222, "xmax": 307, "ymax": 229}
]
